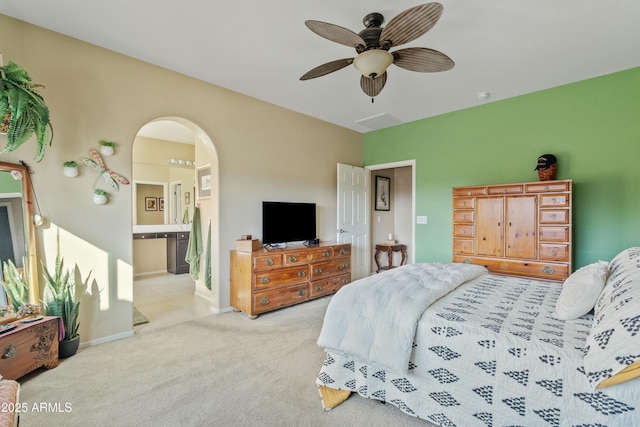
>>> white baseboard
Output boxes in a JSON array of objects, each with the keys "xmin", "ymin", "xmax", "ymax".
[{"xmin": 79, "ymin": 330, "xmax": 134, "ymax": 348}]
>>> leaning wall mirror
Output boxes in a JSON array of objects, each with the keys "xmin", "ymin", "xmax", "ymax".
[{"xmin": 0, "ymin": 161, "xmax": 39, "ymax": 304}]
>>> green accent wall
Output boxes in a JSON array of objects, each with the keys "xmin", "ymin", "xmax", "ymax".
[
  {"xmin": 0, "ymin": 171, "xmax": 22, "ymax": 193},
  {"xmin": 364, "ymin": 67, "xmax": 640, "ymax": 269}
]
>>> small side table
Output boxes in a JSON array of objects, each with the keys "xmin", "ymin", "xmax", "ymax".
[{"xmin": 374, "ymin": 243, "xmax": 407, "ymax": 273}]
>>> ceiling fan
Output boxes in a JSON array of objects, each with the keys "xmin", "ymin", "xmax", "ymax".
[{"xmin": 300, "ymin": 2, "xmax": 455, "ymax": 101}]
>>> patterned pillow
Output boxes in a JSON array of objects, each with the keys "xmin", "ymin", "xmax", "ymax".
[
  {"xmin": 583, "ymin": 247, "xmax": 640, "ymax": 389},
  {"xmin": 556, "ymin": 261, "xmax": 609, "ymax": 320}
]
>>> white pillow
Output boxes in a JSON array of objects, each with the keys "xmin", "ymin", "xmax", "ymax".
[{"xmin": 555, "ymin": 261, "xmax": 609, "ymax": 320}]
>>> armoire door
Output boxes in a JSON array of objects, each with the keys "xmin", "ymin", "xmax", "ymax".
[
  {"xmin": 506, "ymin": 196, "xmax": 537, "ymax": 259},
  {"xmin": 476, "ymin": 197, "xmax": 504, "ymax": 257}
]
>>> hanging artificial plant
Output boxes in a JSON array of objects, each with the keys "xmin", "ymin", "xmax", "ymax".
[{"xmin": 0, "ymin": 59, "xmax": 53, "ymax": 162}]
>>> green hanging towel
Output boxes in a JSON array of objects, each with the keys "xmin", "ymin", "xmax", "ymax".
[
  {"xmin": 185, "ymin": 206, "xmax": 202, "ymax": 280},
  {"xmin": 182, "ymin": 206, "xmax": 190, "ymax": 224},
  {"xmin": 205, "ymin": 220, "xmax": 211, "ymax": 290}
]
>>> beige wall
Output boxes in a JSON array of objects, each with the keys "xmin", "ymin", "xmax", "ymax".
[{"xmin": 0, "ymin": 15, "xmax": 362, "ymax": 344}]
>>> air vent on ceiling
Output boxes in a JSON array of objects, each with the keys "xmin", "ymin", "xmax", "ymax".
[{"xmin": 355, "ymin": 113, "xmax": 403, "ymax": 131}]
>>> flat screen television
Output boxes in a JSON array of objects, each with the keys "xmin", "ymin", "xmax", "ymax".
[{"xmin": 262, "ymin": 201, "xmax": 316, "ymax": 245}]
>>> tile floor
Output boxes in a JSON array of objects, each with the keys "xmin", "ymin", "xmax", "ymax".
[{"xmin": 132, "ymin": 273, "xmax": 212, "ymax": 333}]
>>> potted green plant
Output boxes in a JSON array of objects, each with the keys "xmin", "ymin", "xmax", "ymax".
[
  {"xmin": 0, "ymin": 60, "xmax": 53, "ymax": 162},
  {"xmin": 99, "ymin": 140, "xmax": 116, "ymax": 156},
  {"xmin": 0, "ymin": 260, "xmax": 29, "ymax": 312},
  {"xmin": 63, "ymin": 161, "xmax": 78, "ymax": 178},
  {"xmin": 42, "ymin": 256, "xmax": 89, "ymax": 358},
  {"xmin": 93, "ymin": 188, "xmax": 108, "ymax": 205}
]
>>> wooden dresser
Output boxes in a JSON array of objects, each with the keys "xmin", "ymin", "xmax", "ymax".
[
  {"xmin": 230, "ymin": 242, "xmax": 351, "ymax": 318},
  {"xmin": 0, "ymin": 317, "xmax": 59, "ymax": 380},
  {"xmin": 452, "ymin": 179, "xmax": 572, "ymax": 281}
]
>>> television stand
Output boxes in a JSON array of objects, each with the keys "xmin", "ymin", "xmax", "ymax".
[{"xmin": 230, "ymin": 242, "xmax": 351, "ymax": 318}]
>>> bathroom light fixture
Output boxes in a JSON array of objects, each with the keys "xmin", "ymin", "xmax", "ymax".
[{"xmin": 167, "ymin": 158, "xmax": 194, "ymax": 167}]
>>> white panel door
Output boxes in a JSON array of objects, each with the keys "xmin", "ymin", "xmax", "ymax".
[{"xmin": 337, "ymin": 163, "xmax": 369, "ymax": 280}]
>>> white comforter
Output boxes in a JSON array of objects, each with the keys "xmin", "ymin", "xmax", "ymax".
[{"xmin": 317, "ymin": 262, "xmax": 487, "ymax": 374}]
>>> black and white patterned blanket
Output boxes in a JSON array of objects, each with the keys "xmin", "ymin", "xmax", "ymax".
[{"xmin": 317, "ymin": 273, "xmax": 638, "ymax": 426}]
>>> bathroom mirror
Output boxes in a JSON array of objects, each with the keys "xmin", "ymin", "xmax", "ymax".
[{"xmin": 0, "ymin": 161, "xmax": 39, "ymax": 303}]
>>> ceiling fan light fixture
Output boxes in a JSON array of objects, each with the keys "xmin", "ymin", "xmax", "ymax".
[{"xmin": 353, "ymin": 49, "xmax": 393, "ymax": 78}]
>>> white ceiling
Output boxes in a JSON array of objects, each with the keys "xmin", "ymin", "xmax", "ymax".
[{"xmin": 2, "ymin": 1, "xmax": 639, "ymax": 133}]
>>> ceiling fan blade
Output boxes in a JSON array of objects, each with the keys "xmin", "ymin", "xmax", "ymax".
[
  {"xmin": 393, "ymin": 47, "xmax": 454, "ymax": 72},
  {"xmin": 380, "ymin": 3, "xmax": 444, "ymax": 48},
  {"xmin": 305, "ymin": 20, "xmax": 365, "ymax": 48},
  {"xmin": 300, "ymin": 58, "xmax": 354, "ymax": 80},
  {"xmin": 360, "ymin": 73, "xmax": 387, "ymax": 97}
]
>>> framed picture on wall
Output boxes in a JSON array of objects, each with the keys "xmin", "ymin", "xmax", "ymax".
[
  {"xmin": 159, "ymin": 197, "xmax": 164, "ymax": 211},
  {"xmin": 197, "ymin": 165, "xmax": 211, "ymax": 199},
  {"xmin": 145, "ymin": 197, "xmax": 158, "ymax": 211},
  {"xmin": 375, "ymin": 176, "xmax": 390, "ymax": 211}
]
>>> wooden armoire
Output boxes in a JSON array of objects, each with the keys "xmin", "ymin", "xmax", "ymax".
[{"xmin": 452, "ymin": 179, "xmax": 572, "ymax": 281}]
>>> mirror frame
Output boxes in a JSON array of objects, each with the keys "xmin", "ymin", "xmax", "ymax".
[{"xmin": 0, "ymin": 161, "xmax": 39, "ymax": 303}]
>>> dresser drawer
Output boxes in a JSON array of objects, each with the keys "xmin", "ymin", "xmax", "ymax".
[
  {"xmin": 526, "ymin": 181, "xmax": 570, "ymax": 193},
  {"xmin": 488, "ymin": 184, "xmax": 523, "ymax": 195},
  {"xmin": 539, "ymin": 243, "xmax": 570, "ymax": 262},
  {"xmin": 453, "ymin": 210, "xmax": 474, "ymax": 223},
  {"xmin": 454, "ymin": 187, "xmax": 486, "ymax": 196},
  {"xmin": 253, "ymin": 265, "xmax": 308, "ymax": 290},
  {"xmin": 333, "ymin": 244, "xmax": 351, "ymax": 258},
  {"xmin": 453, "ymin": 239, "xmax": 474, "ymax": 254},
  {"xmin": 252, "ymin": 254, "xmax": 283, "ymax": 270},
  {"xmin": 453, "ymin": 197, "xmax": 475, "ymax": 209},
  {"xmin": 283, "ymin": 247, "xmax": 333, "ymax": 265},
  {"xmin": 252, "ymin": 284, "xmax": 309, "ymax": 314},
  {"xmin": 539, "ymin": 226, "xmax": 570, "ymax": 242},
  {"xmin": 309, "ymin": 257, "xmax": 350, "ymax": 280},
  {"xmin": 539, "ymin": 209, "xmax": 569, "ymax": 224},
  {"xmin": 310, "ymin": 273, "xmax": 351, "ymax": 298},
  {"xmin": 453, "ymin": 255, "xmax": 569, "ymax": 281},
  {"xmin": 453, "ymin": 224, "xmax": 474, "ymax": 238},
  {"xmin": 539, "ymin": 193, "xmax": 569, "ymax": 207}
]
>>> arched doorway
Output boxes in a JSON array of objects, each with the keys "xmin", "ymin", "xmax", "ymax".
[{"xmin": 131, "ymin": 117, "xmax": 220, "ymax": 330}]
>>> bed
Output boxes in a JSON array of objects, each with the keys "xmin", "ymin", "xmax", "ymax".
[{"xmin": 315, "ymin": 247, "xmax": 640, "ymax": 426}]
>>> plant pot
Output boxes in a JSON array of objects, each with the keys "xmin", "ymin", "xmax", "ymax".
[
  {"xmin": 63, "ymin": 166, "xmax": 78, "ymax": 178},
  {"xmin": 59, "ymin": 336, "xmax": 80, "ymax": 358},
  {"xmin": 100, "ymin": 145, "xmax": 114, "ymax": 156},
  {"xmin": 93, "ymin": 193, "xmax": 108, "ymax": 205}
]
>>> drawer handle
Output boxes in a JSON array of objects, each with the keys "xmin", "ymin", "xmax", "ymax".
[
  {"xmin": 503, "ymin": 189, "xmax": 507, "ymax": 194},
  {"xmin": 542, "ymin": 266, "xmax": 554, "ymax": 275},
  {"xmin": 461, "ymin": 201, "xmax": 466, "ymax": 206},
  {"xmin": 341, "ymin": 262, "xmax": 348, "ymax": 269},
  {"xmin": 461, "ymin": 245, "xmax": 467, "ymax": 250},
  {"xmin": 462, "ymin": 258, "xmax": 472, "ymax": 264},
  {"xmin": 265, "ymin": 258, "xmax": 274, "ymax": 266},
  {"xmin": 323, "ymin": 251, "xmax": 330, "ymax": 258},
  {"xmin": 260, "ymin": 297, "xmax": 269, "ymax": 305},
  {"xmin": 289, "ymin": 255, "xmax": 297, "ymax": 262},
  {"xmin": 551, "ymin": 250, "xmax": 557, "ymax": 257},
  {"xmin": 298, "ymin": 270, "xmax": 306, "ymax": 278},
  {"xmin": 316, "ymin": 285, "xmax": 323, "ymax": 291},
  {"xmin": 2, "ymin": 345, "xmax": 16, "ymax": 359},
  {"xmin": 261, "ymin": 277, "xmax": 269, "ymax": 285},
  {"xmin": 341, "ymin": 278, "xmax": 349, "ymax": 285},
  {"xmin": 315, "ymin": 267, "xmax": 323, "ymax": 274},
  {"xmin": 298, "ymin": 289, "xmax": 305, "ymax": 297},
  {"xmin": 461, "ymin": 229, "xmax": 466, "ymax": 234},
  {"xmin": 550, "ymin": 214, "xmax": 557, "ymax": 220},
  {"xmin": 462, "ymin": 214, "xmax": 466, "ymax": 220},
  {"xmin": 552, "ymin": 231, "xmax": 557, "ymax": 237},
  {"xmin": 551, "ymin": 198, "xmax": 557, "ymax": 204},
  {"xmin": 339, "ymin": 249, "xmax": 346, "ymax": 255}
]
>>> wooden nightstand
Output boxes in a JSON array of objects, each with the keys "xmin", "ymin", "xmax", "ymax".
[{"xmin": 374, "ymin": 244, "xmax": 407, "ymax": 273}]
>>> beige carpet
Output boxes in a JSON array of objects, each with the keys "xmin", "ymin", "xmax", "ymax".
[{"xmin": 18, "ymin": 297, "xmax": 432, "ymax": 427}]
